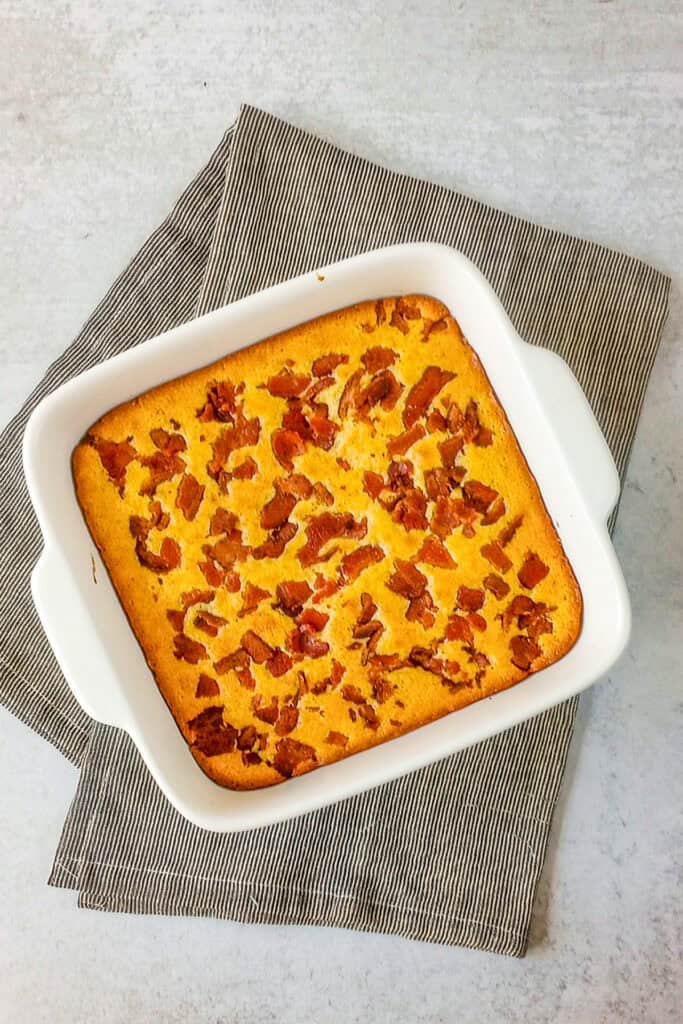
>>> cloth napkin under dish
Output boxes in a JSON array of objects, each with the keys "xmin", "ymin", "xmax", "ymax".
[{"xmin": 0, "ymin": 105, "xmax": 670, "ymax": 956}]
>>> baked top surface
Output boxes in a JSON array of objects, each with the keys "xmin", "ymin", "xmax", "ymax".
[{"xmin": 72, "ymin": 295, "xmax": 582, "ymax": 789}]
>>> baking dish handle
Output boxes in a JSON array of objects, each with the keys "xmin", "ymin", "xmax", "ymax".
[
  {"xmin": 31, "ymin": 548, "xmax": 125, "ymax": 727},
  {"xmin": 517, "ymin": 343, "xmax": 621, "ymax": 523}
]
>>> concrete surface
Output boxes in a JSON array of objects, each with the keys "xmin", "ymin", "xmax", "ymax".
[{"xmin": 1, "ymin": 1, "xmax": 681, "ymax": 1021}]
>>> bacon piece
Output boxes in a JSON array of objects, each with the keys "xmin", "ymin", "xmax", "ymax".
[
  {"xmin": 498, "ymin": 515, "xmax": 523, "ymax": 547},
  {"xmin": 176, "ymin": 473, "xmax": 204, "ymax": 521},
  {"xmin": 275, "ymin": 704, "xmax": 299, "ymax": 736},
  {"xmin": 238, "ymin": 582, "xmax": 271, "ymax": 618},
  {"xmin": 297, "ymin": 608, "xmax": 329, "ymax": 632},
  {"xmin": 338, "ymin": 367, "xmax": 364, "ymax": 419},
  {"xmin": 313, "ymin": 481, "xmax": 334, "ymax": 506},
  {"xmin": 214, "ymin": 649, "xmax": 255, "ymax": 689},
  {"xmin": 356, "ymin": 370, "xmax": 403, "ymax": 417},
  {"xmin": 426, "ymin": 408, "xmax": 448, "ymax": 433},
  {"xmin": 481, "ymin": 541, "xmax": 513, "ymax": 574},
  {"xmin": 266, "ymin": 370, "xmax": 311, "ymax": 398},
  {"xmin": 474, "ymin": 426, "xmax": 493, "ymax": 447},
  {"xmin": 173, "ymin": 633, "xmax": 207, "ymax": 664},
  {"xmin": 312, "ymin": 573, "xmax": 339, "ymax": 603},
  {"xmin": 251, "ymin": 521, "xmax": 298, "ymax": 559},
  {"xmin": 467, "ymin": 612, "xmax": 487, "ymax": 632},
  {"xmin": 445, "ymin": 615, "xmax": 474, "ymax": 645},
  {"xmin": 408, "ymin": 646, "xmax": 445, "ymax": 675},
  {"xmin": 225, "ymin": 570, "xmax": 241, "ymax": 593},
  {"xmin": 237, "ymin": 725, "xmax": 258, "ymax": 751},
  {"xmin": 198, "ymin": 560, "xmax": 225, "ymax": 586},
  {"xmin": 406, "ymin": 590, "xmax": 437, "ymax": 629},
  {"xmin": 273, "ymin": 737, "xmax": 317, "ymax": 778},
  {"xmin": 462, "ymin": 480, "xmax": 499, "ymax": 514},
  {"xmin": 297, "ymin": 512, "xmax": 367, "ymax": 567},
  {"xmin": 196, "ymin": 381, "xmax": 243, "ymax": 423},
  {"xmin": 182, "ymin": 590, "xmax": 216, "ymax": 610},
  {"xmin": 287, "ymin": 626, "xmax": 330, "ymax": 658},
  {"xmin": 282, "ymin": 404, "xmax": 312, "ymax": 440},
  {"xmin": 308, "ymin": 411, "xmax": 340, "ymax": 450},
  {"xmin": 422, "ymin": 317, "xmax": 449, "ymax": 343},
  {"xmin": 403, "ymin": 366, "xmax": 455, "ymax": 429},
  {"xmin": 387, "ymin": 422, "xmax": 426, "ymax": 457},
  {"xmin": 195, "ymin": 673, "xmax": 220, "ymax": 698},
  {"xmin": 510, "ymin": 635, "xmax": 542, "ymax": 671},
  {"xmin": 375, "ymin": 299, "xmax": 387, "ymax": 326},
  {"xmin": 372, "ymin": 678, "xmax": 394, "ymax": 704},
  {"xmin": 149, "ymin": 428, "xmax": 186, "ymax": 453},
  {"xmin": 445, "ymin": 402, "xmax": 465, "ymax": 433},
  {"xmin": 129, "ymin": 499, "xmax": 170, "ymax": 539},
  {"xmin": 391, "ymin": 488, "xmax": 429, "ymax": 532},
  {"xmin": 233, "ymin": 456, "xmax": 257, "ymax": 480},
  {"xmin": 362, "ymin": 346, "xmax": 397, "ymax": 373},
  {"xmin": 424, "ymin": 467, "xmax": 452, "ymax": 502},
  {"xmin": 363, "ymin": 471, "xmax": 385, "ymax": 500},
  {"xmin": 325, "ymin": 731, "xmax": 348, "ymax": 747},
  {"xmin": 135, "ymin": 536, "xmax": 181, "ymax": 573},
  {"xmin": 518, "ymin": 553, "xmax": 550, "ymax": 590},
  {"xmin": 386, "ymin": 559, "xmax": 427, "ymax": 599},
  {"xmin": 414, "ymin": 535, "xmax": 456, "ymax": 569},
  {"xmin": 275, "ymin": 579, "xmax": 313, "ymax": 617},
  {"xmin": 358, "ymin": 704, "xmax": 380, "ymax": 730},
  {"xmin": 457, "ymin": 586, "xmax": 485, "ymax": 612},
  {"xmin": 431, "ymin": 496, "xmax": 463, "ymax": 539},
  {"xmin": 188, "ymin": 706, "xmax": 237, "ymax": 757},
  {"xmin": 338, "ymin": 544, "xmax": 385, "ymax": 583},
  {"xmin": 241, "ymin": 630, "xmax": 274, "ymax": 664},
  {"xmin": 501, "ymin": 595, "xmax": 536, "ymax": 631},
  {"xmin": 390, "ymin": 307, "xmax": 410, "ymax": 334},
  {"xmin": 483, "ymin": 574, "xmax": 510, "ymax": 599},
  {"xmin": 260, "ymin": 489, "xmax": 297, "ymax": 530},
  {"xmin": 204, "ymin": 530, "xmax": 249, "ymax": 567},
  {"xmin": 342, "ymin": 684, "xmax": 366, "ymax": 704},
  {"xmin": 271, "ymin": 428, "xmax": 306, "ymax": 471},
  {"xmin": 193, "ymin": 611, "xmax": 227, "ymax": 637},
  {"xmin": 267, "ymin": 649, "xmax": 294, "ymax": 678},
  {"xmin": 209, "ymin": 508, "xmax": 238, "ymax": 535},
  {"xmin": 336, "ymin": 457, "xmax": 351, "ymax": 471},
  {"xmin": 139, "ymin": 449, "xmax": 185, "ymax": 496},
  {"xmin": 357, "ymin": 592, "xmax": 377, "ymax": 625},
  {"xmin": 254, "ymin": 696, "xmax": 279, "ymax": 725},
  {"xmin": 92, "ymin": 437, "xmax": 136, "ymax": 494},
  {"xmin": 208, "ymin": 416, "xmax": 261, "ymax": 482},
  {"xmin": 519, "ymin": 604, "xmax": 554, "ymax": 638},
  {"xmin": 312, "ymin": 352, "xmax": 349, "ymax": 377},
  {"xmin": 481, "ymin": 495, "xmax": 506, "ymax": 525},
  {"xmin": 438, "ymin": 434, "xmax": 464, "ymax": 469},
  {"xmin": 166, "ymin": 609, "xmax": 185, "ymax": 632}
]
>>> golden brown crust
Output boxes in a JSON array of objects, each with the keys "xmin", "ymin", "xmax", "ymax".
[{"xmin": 73, "ymin": 295, "xmax": 582, "ymax": 790}]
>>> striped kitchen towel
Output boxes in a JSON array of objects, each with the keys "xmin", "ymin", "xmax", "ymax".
[{"xmin": 0, "ymin": 105, "xmax": 670, "ymax": 955}]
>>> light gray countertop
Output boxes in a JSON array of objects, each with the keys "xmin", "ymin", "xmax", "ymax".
[{"xmin": 1, "ymin": 2, "xmax": 681, "ymax": 1021}]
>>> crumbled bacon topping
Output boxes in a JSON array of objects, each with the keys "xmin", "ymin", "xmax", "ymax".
[
  {"xmin": 275, "ymin": 579, "xmax": 313, "ymax": 617},
  {"xmin": 481, "ymin": 541, "xmax": 512, "ymax": 574},
  {"xmin": 273, "ymin": 737, "xmax": 317, "ymax": 778},
  {"xmin": 266, "ymin": 370, "xmax": 311, "ymax": 398},
  {"xmin": 498, "ymin": 515, "xmax": 523, "ymax": 547},
  {"xmin": 457, "ymin": 586, "xmax": 485, "ymax": 612},
  {"xmin": 387, "ymin": 559, "xmax": 427, "ymax": 599},
  {"xmin": 509, "ymin": 635, "xmax": 542, "ymax": 671},
  {"xmin": 173, "ymin": 633, "xmax": 207, "ymax": 664},
  {"xmin": 92, "ymin": 436, "xmax": 136, "ymax": 494},
  {"xmin": 271, "ymin": 428, "xmax": 306, "ymax": 470},
  {"xmin": 362, "ymin": 346, "xmax": 397, "ymax": 373},
  {"xmin": 195, "ymin": 673, "xmax": 220, "ymax": 698},
  {"xmin": 312, "ymin": 352, "xmax": 348, "ymax": 377},
  {"xmin": 517, "ymin": 552, "xmax": 550, "ymax": 590},
  {"xmin": 462, "ymin": 480, "xmax": 499, "ymax": 514},
  {"xmin": 176, "ymin": 473, "xmax": 204, "ymax": 521},
  {"xmin": 414, "ymin": 534, "xmax": 456, "ymax": 569},
  {"xmin": 403, "ymin": 366, "xmax": 455, "ymax": 429},
  {"xmin": 325, "ymin": 731, "xmax": 348, "ymax": 747},
  {"xmin": 297, "ymin": 512, "xmax": 367, "ymax": 567},
  {"xmin": 483, "ymin": 574, "xmax": 510, "ymax": 599},
  {"xmin": 188, "ymin": 706, "xmax": 237, "ymax": 756},
  {"xmin": 135, "ymin": 536, "xmax": 181, "ymax": 573},
  {"xmin": 338, "ymin": 544, "xmax": 385, "ymax": 583},
  {"xmin": 238, "ymin": 582, "xmax": 271, "ymax": 618},
  {"xmin": 193, "ymin": 610, "xmax": 226, "ymax": 637},
  {"xmin": 251, "ymin": 521, "xmax": 298, "ymax": 560}
]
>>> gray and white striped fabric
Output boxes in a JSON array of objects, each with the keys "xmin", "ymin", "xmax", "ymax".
[{"xmin": 1, "ymin": 105, "xmax": 670, "ymax": 955}]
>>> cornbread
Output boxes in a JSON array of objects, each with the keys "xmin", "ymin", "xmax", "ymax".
[{"xmin": 72, "ymin": 295, "xmax": 582, "ymax": 789}]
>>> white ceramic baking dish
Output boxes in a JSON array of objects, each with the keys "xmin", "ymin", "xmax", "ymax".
[{"xmin": 23, "ymin": 243, "xmax": 630, "ymax": 832}]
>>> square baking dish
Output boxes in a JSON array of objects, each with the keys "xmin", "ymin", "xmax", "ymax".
[{"xmin": 23, "ymin": 243, "xmax": 630, "ymax": 831}]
